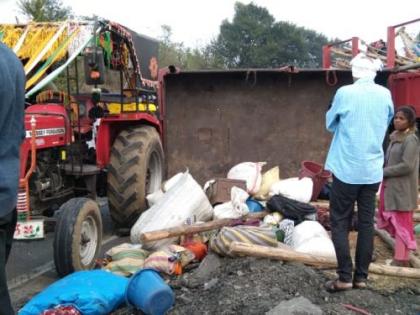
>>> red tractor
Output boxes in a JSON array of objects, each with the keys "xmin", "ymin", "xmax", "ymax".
[{"xmin": 1, "ymin": 19, "xmax": 164, "ymax": 276}]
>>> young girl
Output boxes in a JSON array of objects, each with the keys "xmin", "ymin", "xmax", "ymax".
[{"xmin": 378, "ymin": 106, "xmax": 419, "ymax": 267}]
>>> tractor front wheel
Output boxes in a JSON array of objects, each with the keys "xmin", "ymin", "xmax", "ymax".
[{"xmin": 53, "ymin": 197, "xmax": 103, "ymax": 277}]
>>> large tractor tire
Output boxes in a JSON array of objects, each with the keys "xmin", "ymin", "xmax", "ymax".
[
  {"xmin": 107, "ymin": 126, "xmax": 164, "ymax": 231},
  {"xmin": 53, "ymin": 197, "xmax": 103, "ymax": 277}
]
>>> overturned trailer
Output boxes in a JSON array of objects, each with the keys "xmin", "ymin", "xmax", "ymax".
[{"xmin": 161, "ymin": 68, "xmax": 390, "ymax": 183}]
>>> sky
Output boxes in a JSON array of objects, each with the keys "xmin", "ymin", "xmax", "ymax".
[{"xmin": 0, "ymin": 0, "xmax": 419, "ymax": 48}]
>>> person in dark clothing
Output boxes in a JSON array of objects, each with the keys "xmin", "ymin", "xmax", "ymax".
[
  {"xmin": 324, "ymin": 53, "xmax": 394, "ymax": 292},
  {"xmin": 0, "ymin": 42, "xmax": 25, "ymax": 315}
]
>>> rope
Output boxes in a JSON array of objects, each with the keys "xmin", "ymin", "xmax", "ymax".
[
  {"xmin": 325, "ymin": 70, "xmax": 338, "ymax": 86},
  {"xmin": 245, "ymin": 70, "xmax": 257, "ymax": 87}
]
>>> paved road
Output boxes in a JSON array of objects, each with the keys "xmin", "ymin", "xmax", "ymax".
[{"xmin": 6, "ymin": 198, "xmax": 127, "ymax": 309}]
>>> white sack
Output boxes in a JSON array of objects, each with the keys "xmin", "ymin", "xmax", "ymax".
[
  {"xmin": 213, "ymin": 186, "xmax": 249, "ymax": 220},
  {"xmin": 162, "ymin": 172, "xmax": 184, "ymax": 192},
  {"xmin": 131, "ymin": 171, "xmax": 213, "ymax": 250},
  {"xmin": 227, "ymin": 162, "xmax": 266, "ymax": 195},
  {"xmin": 294, "ymin": 237, "xmax": 336, "ymax": 258},
  {"xmin": 291, "ymin": 220, "xmax": 329, "ymax": 248},
  {"xmin": 269, "ymin": 177, "xmax": 313, "ymax": 203},
  {"xmin": 146, "ymin": 172, "xmax": 184, "ymax": 207},
  {"xmin": 146, "ymin": 189, "xmax": 164, "ymax": 207},
  {"xmin": 291, "ymin": 221, "xmax": 335, "ymax": 258}
]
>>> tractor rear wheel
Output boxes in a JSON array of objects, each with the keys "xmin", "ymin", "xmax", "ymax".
[
  {"xmin": 107, "ymin": 126, "xmax": 164, "ymax": 231},
  {"xmin": 53, "ymin": 197, "xmax": 102, "ymax": 277}
]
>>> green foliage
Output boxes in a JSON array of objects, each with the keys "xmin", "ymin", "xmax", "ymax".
[
  {"xmin": 158, "ymin": 25, "xmax": 222, "ymax": 70},
  {"xmin": 158, "ymin": 3, "xmax": 330, "ymax": 69},
  {"xmin": 210, "ymin": 2, "xmax": 329, "ymax": 68},
  {"xmin": 18, "ymin": 0, "xmax": 73, "ymax": 22}
]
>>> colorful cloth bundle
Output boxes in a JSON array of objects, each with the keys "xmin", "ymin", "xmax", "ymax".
[
  {"xmin": 41, "ymin": 306, "xmax": 81, "ymax": 315},
  {"xmin": 210, "ymin": 225, "xmax": 278, "ymax": 257},
  {"xmin": 143, "ymin": 244, "xmax": 195, "ymax": 275},
  {"xmin": 103, "ymin": 243, "xmax": 149, "ymax": 276}
]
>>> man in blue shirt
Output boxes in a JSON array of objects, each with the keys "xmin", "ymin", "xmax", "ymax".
[
  {"xmin": 0, "ymin": 42, "xmax": 25, "ymax": 315},
  {"xmin": 324, "ymin": 53, "xmax": 394, "ymax": 292}
]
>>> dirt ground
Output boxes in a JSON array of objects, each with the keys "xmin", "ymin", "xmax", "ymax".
[
  {"xmin": 112, "ymin": 231, "xmax": 420, "ymax": 315},
  {"xmin": 168, "ymin": 256, "xmax": 420, "ymax": 315}
]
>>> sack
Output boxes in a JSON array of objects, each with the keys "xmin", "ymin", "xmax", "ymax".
[
  {"xmin": 103, "ymin": 243, "xmax": 149, "ymax": 276},
  {"xmin": 254, "ymin": 166, "xmax": 280, "ymax": 200},
  {"xmin": 294, "ymin": 237, "xmax": 336, "ymax": 258},
  {"xmin": 227, "ymin": 162, "xmax": 266, "ymax": 195},
  {"xmin": 291, "ymin": 221, "xmax": 329, "ymax": 248},
  {"xmin": 162, "ymin": 172, "xmax": 184, "ymax": 192},
  {"xmin": 143, "ymin": 244, "xmax": 195, "ymax": 275},
  {"xmin": 146, "ymin": 189, "xmax": 164, "ymax": 207},
  {"xmin": 146, "ymin": 172, "xmax": 184, "ymax": 207},
  {"xmin": 210, "ymin": 225, "xmax": 277, "ymax": 257},
  {"xmin": 131, "ymin": 171, "xmax": 213, "ymax": 250},
  {"xmin": 291, "ymin": 221, "xmax": 335, "ymax": 257},
  {"xmin": 269, "ymin": 177, "xmax": 313, "ymax": 203},
  {"xmin": 213, "ymin": 187, "xmax": 249, "ymax": 219},
  {"xmin": 20, "ymin": 270, "xmax": 128, "ymax": 315}
]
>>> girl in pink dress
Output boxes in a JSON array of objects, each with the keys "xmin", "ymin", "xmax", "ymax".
[{"xmin": 378, "ymin": 106, "xmax": 419, "ymax": 267}]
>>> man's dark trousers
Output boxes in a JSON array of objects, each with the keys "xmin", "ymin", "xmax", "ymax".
[
  {"xmin": 330, "ymin": 176, "xmax": 380, "ymax": 283},
  {"xmin": 0, "ymin": 210, "xmax": 17, "ymax": 315}
]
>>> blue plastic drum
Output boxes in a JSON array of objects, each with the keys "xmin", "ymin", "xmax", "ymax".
[{"xmin": 126, "ymin": 269, "xmax": 175, "ymax": 315}]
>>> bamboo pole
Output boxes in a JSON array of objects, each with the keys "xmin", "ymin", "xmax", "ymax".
[
  {"xmin": 137, "ymin": 211, "xmax": 269, "ymax": 243},
  {"xmin": 230, "ymin": 241, "xmax": 337, "ymax": 267},
  {"xmin": 375, "ymin": 228, "xmax": 420, "ymax": 268},
  {"xmin": 229, "ymin": 242, "xmax": 420, "ymax": 279}
]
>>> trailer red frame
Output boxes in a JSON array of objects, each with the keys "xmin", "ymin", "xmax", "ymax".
[{"xmin": 322, "ymin": 19, "xmax": 420, "ymax": 117}]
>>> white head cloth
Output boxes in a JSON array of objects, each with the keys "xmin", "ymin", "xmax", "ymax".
[{"xmin": 350, "ymin": 53, "xmax": 382, "ymax": 79}]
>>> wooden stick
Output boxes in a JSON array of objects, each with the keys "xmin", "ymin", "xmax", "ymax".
[
  {"xmin": 375, "ymin": 228, "xmax": 420, "ymax": 268},
  {"xmin": 137, "ymin": 211, "xmax": 269, "ymax": 243},
  {"xmin": 229, "ymin": 242, "xmax": 420, "ymax": 279},
  {"xmin": 230, "ymin": 241, "xmax": 336, "ymax": 266}
]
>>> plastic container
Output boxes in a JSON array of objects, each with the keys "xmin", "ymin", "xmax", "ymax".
[
  {"xmin": 126, "ymin": 269, "xmax": 175, "ymax": 315},
  {"xmin": 299, "ymin": 161, "xmax": 331, "ymax": 201},
  {"xmin": 246, "ymin": 198, "xmax": 264, "ymax": 212}
]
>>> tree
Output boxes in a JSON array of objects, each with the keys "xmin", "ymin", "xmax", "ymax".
[
  {"xmin": 211, "ymin": 2, "xmax": 328, "ymax": 68},
  {"xmin": 158, "ymin": 25, "xmax": 222, "ymax": 70},
  {"xmin": 18, "ymin": 0, "xmax": 73, "ymax": 22}
]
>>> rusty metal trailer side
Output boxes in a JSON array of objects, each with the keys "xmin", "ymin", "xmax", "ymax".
[{"xmin": 162, "ymin": 69, "xmax": 388, "ymax": 184}]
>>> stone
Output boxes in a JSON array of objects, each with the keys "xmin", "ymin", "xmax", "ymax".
[
  {"xmin": 204, "ymin": 278, "xmax": 219, "ymax": 290},
  {"xmin": 181, "ymin": 253, "xmax": 221, "ymax": 288},
  {"xmin": 265, "ymin": 296, "xmax": 323, "ymax": 315}
]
